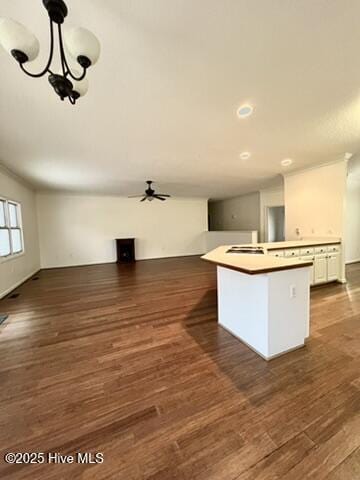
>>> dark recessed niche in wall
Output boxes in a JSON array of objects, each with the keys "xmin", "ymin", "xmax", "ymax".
[{"xmin": 116, "ymin": 238, "xmax": 135, "ymax": 263}]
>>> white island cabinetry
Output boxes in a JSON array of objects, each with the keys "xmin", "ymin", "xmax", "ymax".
[{"xmin": 202, "ymin": 246, "xmax": 312, "ymax": 360}]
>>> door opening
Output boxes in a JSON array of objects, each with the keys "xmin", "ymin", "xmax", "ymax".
[{"xmin": 266, "ymin": 206, "xmax": 285, "ymax": 242}]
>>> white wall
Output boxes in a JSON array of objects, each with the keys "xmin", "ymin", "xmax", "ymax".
[
  {"xmin": 345, "ymin": 176, "xmax": 360, "ymax": 264},
  {"xmin": 37, "ymin": 193, "xmax": 208, "ymax": 268},
  {"xmin": 259, "ymin": 187, "xmax": 284, "ymax": 242},
  {"xmin": 284, "ymin": 160, "xmax": 347, "ymax": 240},
  {"xmin": 284, "ymin": 160, "xmax": 348, "ymax": 282},
  {"xmin": 0, "ymin": 167, "xmax": 40, "ymax": 298},
  {"xmin": 209, "ymin": 192, "xmax": 260, "ymax": 232},
  {"xmin": 204, "ymin": 230, "xmax": 258, "ymax": 252}
]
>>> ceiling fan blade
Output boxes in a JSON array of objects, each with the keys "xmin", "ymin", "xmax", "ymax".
[
  {"xmin": 140, "ymin": 196, "xmax": 147, "ymax": 202},
  {"xmin": 154, "ymin": 195, "xmax": 166, "ymax": 201},
  {"xmin": 156, "ymin": 194, "xmax": 171, "ymax": 197}
]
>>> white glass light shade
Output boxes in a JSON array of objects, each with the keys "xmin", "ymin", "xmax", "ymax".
[
  {"xmin": 64, "ymin": 27, "xmax": 100, "ymax": 66},
  {"xmin": 0, "ymin": 18, "xmax": 39, "ymax": 61},
  {"xmin": 72, "ymin": 75, "xmax": 89, "ymax": 97}
]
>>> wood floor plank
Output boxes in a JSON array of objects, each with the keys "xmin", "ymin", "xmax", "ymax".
[{"xmin": 324, "ymin": 446, "xmax": 360, "ymax": 480}]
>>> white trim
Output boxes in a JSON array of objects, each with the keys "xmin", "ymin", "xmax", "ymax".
[
  {"xmin": 264, "ymin": 204, "xmax": 285, "ymax": 243},
  {"xmin": 220, "ymin": 324, "xmax": 305, "ymax": 361},
  {"xmin": 0, "ymin": 197, "xmax": 25, "ymax": 262},
  {"xmin": 259, "ymin": 186, "xmax": 284, "ymax": 195},
  {"xmin": 0, "ymin": 268, "xmax": 39, "ymax": 299},
  {"xmin": 346, "ymin": 258, "xmax": 360, "ymax": 265},
  {"xmin": 41, "ymin": 251, "xmax": 206, "ymax": 269},
  {"xmin": 282, "ymin": 158, "xmax": 347, "ymax": 179},
  {"xmin": 0, "ymin": 251, "xmax": 25, "ymax": 264},
  {"xmin": 37, "ymin": 190, "xmax": 209, "ymax": 200},
  {"xmin": 0, "ymin": 163, "xmax": 35, "ymax": 191}
]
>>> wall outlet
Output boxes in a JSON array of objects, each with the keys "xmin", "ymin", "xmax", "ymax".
[{"xmin": 290, "ymin": 285, "xmax": 296, "ymax": 299}]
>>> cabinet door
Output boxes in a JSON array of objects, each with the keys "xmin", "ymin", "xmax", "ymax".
[
  {"xmin": 314, "ymin": 255, "xmax": 327, "ymax": 284},
  {"xmin": 327, "ymin": 253, "xmax": 340, "ymax": 282}
]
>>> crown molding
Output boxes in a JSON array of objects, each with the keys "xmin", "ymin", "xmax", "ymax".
[
  {"xmin": 0, "ymin": 162, "xmax": 36, "ymax": 191},
  {"xmin": 282, "ymin": 157, "xmax": 347, "ymax": 179},
  {"xmin": 35, "ymin": 189, "xmax": 209, "ymax": 201}
]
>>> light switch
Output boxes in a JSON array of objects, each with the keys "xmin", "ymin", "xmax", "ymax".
[{"xmin": 290, "ymin": 285, "xmax": 296, "ymax": 298}]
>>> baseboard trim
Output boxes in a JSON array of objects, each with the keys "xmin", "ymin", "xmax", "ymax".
[
  {"xmin": 41, "ymin": 253, "xmax": 205, "ymax": 270},
  {"xmin": 0, "ymin": 269, "xmax": 41, "ymax": 300},
  {"xmin": 346, "ymin": 259, "xmax": 360, "ymax": 265},
  {"xmin": 219, "ymin": 324, "xmax": 305, "ymax": 361},
  {"xmin": 41, "ymin": 261, "xmax": 115, "ymax": 270}
]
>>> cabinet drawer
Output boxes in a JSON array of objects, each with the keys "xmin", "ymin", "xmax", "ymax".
[
  {"xmin": 327, "ymin": 244, "xmax": 340, "ymax": 253},
  {"xmin": 300, "ymin": 247, "xmax": 314, "ymax": 256},
  {"xmin": 284, "ymin": 249, "xmax": 300, "ymax": 257},
  {"xmin": 314, "ymin": 246, "xmax": 327, "ymax": 254},
  {"xmin": 268, "ymin": 249, "xmax": 284, "ymax": 257}
]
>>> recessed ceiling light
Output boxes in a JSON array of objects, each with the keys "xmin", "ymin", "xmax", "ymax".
[
  {"xmin": 240, "ymin": 152, "xmax": 251, "ymax": 160},
  {"xmin": 237, "ymin": 104, "xmax": 253, "ymax": 118},
  {"xmin": 281, "ymin": 158, "xmax": 293, "ymax": 167}
]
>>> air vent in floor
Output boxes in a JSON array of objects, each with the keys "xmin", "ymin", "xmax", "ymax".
[{"xmin": 32, "ymin": 277, "xmax": 39, "ymax": 281}]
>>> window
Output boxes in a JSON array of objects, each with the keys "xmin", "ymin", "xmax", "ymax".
[{"xmin": 0, "ymin": 199, "xmax": 24, "ymax": 258}]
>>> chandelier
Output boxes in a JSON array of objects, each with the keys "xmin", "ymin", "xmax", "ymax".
[{"xmin": 0, "ymin": 0, "xmax": 100, "ymax": 105}]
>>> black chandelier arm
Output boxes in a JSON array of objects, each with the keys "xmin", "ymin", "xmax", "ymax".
[
  {"xmin": 19, "ymin": 19, "xmax": 55, "ymax": 78},
  {"xmin": 58, "ymin": 24, "xmax": 67, "ymax": 78},
  {"xmin": 57, "ymin": 24, "xmax": 87, "ymax": 81}
]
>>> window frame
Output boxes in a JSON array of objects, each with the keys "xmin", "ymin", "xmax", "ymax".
[{"xmin": 0, "ymin": 197, "xmax": 25, "ymax": 262}]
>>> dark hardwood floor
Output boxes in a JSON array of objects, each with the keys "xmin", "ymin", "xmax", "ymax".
[{"xmin": 0, "ymin": 257, "xmax": 360, "ymax": 479}]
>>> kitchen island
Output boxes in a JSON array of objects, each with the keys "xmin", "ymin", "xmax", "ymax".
[{"xmin": 202, "ymin": 245, "xmax": 313, "ymax": 360}]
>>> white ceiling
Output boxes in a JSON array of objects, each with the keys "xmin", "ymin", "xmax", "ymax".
[{"xmin": 1, "ymin": 0, "xmax": 360, "ymax": 199}]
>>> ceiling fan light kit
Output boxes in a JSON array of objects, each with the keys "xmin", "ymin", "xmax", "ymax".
[
  {"xmin": 128, "ymin": 181, "xmax": 171, "ymax": 202},
  {"xmin": 0, "ymin": 0, "xmax": 100, "ymax": 105}
]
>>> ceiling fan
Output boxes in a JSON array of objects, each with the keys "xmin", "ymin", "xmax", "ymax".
[{"xmin": 128, "ymin": 181, "xmax": 171, "ymax": 202}]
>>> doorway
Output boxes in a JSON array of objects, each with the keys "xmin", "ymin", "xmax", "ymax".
[{"xmin": 266, "ymin": 206, "xmax": 285, "ymax": 242}]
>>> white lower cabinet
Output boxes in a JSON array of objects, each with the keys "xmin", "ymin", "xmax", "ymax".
[
  {"xmin": 298, "ymin": 252, "xmax": 339, "ymax": 285},
  {"xmin": 327, "ymin": 253, "xmax": 340, "ymax": 282},
  {"xmin": 313, "ymin": 255, "xmax": 328, "ymax": 284},
  {"xmin": 267, "ymin": 243, "xmax": 341, "ymax": 286},
  {"xmin": 310, "ymin": 253, "xmax": 340, "ymax": 285}
]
